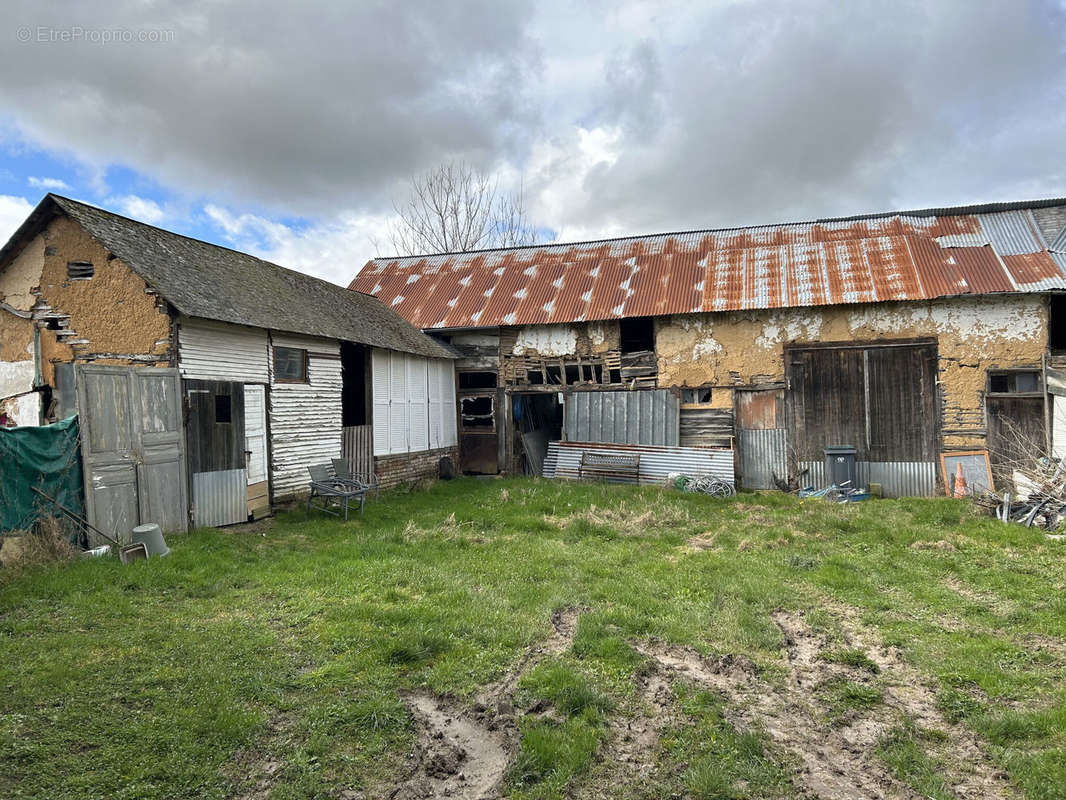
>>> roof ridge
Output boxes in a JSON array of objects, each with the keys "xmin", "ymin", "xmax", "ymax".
[
  {"xmin": 371, "ymin": 195, "xmax": 1066, "ymax": 262},
  {"xmin": 47, "ymin": 194, "xmax": 356, "ymax": 293}
]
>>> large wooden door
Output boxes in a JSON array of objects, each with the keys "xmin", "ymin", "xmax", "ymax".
[
  {"xmin": 77, "ymin": 365, "xmax": 188, "ymax": 542},
  {"xmin": 786, "ymin": 341, "xmax": 938, "ymax": 495}
]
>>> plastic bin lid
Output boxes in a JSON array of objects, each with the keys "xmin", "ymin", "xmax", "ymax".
[{"xmin": 824, "ymin": 445, "xmax": 857, "ymax": 454}]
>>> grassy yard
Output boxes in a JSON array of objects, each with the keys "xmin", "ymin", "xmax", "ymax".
[{"xmin": 3, "ymin": 477, "xmax": 1066, "ymax": 799}]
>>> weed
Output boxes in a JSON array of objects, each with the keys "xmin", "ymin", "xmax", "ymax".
[
  {"xmin": 877, "ymin": 722, "xmax": 954, "ymax": 800},
  {"xmin": 820, "ymin": 647, "xmax": 880, "ymax": 674}
]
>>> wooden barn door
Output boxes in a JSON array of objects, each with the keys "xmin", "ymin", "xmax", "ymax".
[
  {"xmin": 786, "ymin": 341, "xmax": 938, "ymax": 495},
  {"xmin": 77, "ymin": 365, "xmax": 188, "ymax": 541}
]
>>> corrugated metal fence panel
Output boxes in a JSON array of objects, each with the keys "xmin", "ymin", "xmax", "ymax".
[
  {"xmin": 269, "ymin": 335, "xmax": 343, "ymax": 498},
  {"xmin": 739, "ymin": 428, "xmax": 787, "ymax": 490},
  {"xmin": 797, "ymin": 460, "xmax": 936, "ymax": 498},
  {"xmin": 543, "ymin": 440, "xmax": 733, "ymax": 486},
  {"xmin": 343, "ymin": 425, "xmax": 374, "ymax": 479},
  {"xmin": 178, "ymin": 319, "xmax": 269, "ymax": 382},
  {"xmin": 192, "ymin": 468, "xmax": 248, "ymax": 527},
  {"xmin": 565, "ymin": 390, "xmax": 678, "ymax": 446}
]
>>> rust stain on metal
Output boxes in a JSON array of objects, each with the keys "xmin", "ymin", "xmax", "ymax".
[{"xmin": 352, "ymin": 206, "xmax": 1066, "ymax": 330}]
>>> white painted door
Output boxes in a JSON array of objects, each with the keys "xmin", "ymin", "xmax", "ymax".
[{"xmin": 244, "ymin": 384, "xmax": 268, "ymax": 485}]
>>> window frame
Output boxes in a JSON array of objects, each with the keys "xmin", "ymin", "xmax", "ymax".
[
  {"xmin": 273, "ymin": 346, "xmax": 309, "ymax": 384},
  {"xmin": 986, "ymin": 369, "xmax": 1043, "ymax": 398}
]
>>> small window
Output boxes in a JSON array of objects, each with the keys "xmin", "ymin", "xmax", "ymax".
[
  {"xmin": 214, "ymin": 394, "xmax": 232, "ymax": 424},
  {"xmin": 619, "ymin": 316, "xmax": 655, "ymax": 353},
  {"xmin": 458, "ymin": 371, "xmax": 497, "ymax": 389},
  {"xmin": 274, "ymin": 346, "xmax": 307, "ymax": 382},
  {"xmin": 461, "ymin": 395, "xmax": 495, "ymax": 429},
  {"xmin": 681, "ymin": 387, "xmax": 713, "ymax": 404},
  {"xmin": 67, "ymin": 261, "xmax": 94, "ymax": 279},
  {"xmin": 988, "ymin": 370, "xmax": 1041, "ymax": 395}
]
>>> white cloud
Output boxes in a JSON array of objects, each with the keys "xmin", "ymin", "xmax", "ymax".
[
  {"xmin": 204, "ymin": 204, "xmax": 392, "ymax": 286},
  {"xmin": 27, "ymin": 176, "xmax": 71, "ymax": 191},
  {"xmin": 110, "ymin": 195, "xmax": 166, "ymax": 224},
  {"xmin": 0, "ymin": 195, "xmax": 34, "ymax": 245}
]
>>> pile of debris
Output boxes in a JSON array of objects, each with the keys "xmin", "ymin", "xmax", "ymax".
[{"xmin": 975, "ymin": 457, "xmax": 1066, "ymax": 531}]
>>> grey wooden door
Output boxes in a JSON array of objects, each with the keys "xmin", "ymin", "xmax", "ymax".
[{"xmin": 77, "ymin": 365, "xmax": 188, "ymax": 541}]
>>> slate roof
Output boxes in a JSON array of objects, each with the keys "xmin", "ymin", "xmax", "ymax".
[
  {"xmin": 352, "ymin": 197, "xmax": 1066, "ymax": 331},
  {"xmin": 0, "ymin": 194, "xmax": 453, "ymax": 359}
]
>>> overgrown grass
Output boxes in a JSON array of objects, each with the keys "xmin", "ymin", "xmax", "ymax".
[{"xmin": 2, "ymin": 478, "xmax": 1066, "ymax": 798}]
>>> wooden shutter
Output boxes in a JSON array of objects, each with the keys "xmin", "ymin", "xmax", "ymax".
[{"xmin": 372, "ymin": 349, "xmax": 391, "ymax": 455}]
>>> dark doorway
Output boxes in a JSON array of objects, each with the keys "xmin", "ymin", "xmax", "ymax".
[
  {"xmin": 341, "ymin": 342, "xmax": 367, "ymax": 426},
  {"xmin": 513, "ymin": 392, "xmax": 563, "ymax": 475}
]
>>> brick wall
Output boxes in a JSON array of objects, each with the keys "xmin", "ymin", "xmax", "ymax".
[{"xmin": 374, "ymin": 446, "xmax": 459, "ymax": 489}]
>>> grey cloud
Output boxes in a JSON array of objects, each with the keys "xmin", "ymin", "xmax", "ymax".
[
  {"xmin": 0, "ymin": 1, "xmax": 541, "ymax": 216},
  {"xmin": 568, "ymin": 0, "xmax": 1066, "ymax": 233}
]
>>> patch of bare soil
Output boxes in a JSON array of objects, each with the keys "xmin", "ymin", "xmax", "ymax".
[
  {"xmin": 391, "ymin": 607, "xmax": 582, "ymax": 800},
  {"xmin": 224, "ymin": 713, "xmax": 292, "ymax": 800},
  {"xmin": 637, "ymin": 609, "xmax": 1015, "ymax": 800},
  {"xmin": 391, "ymin": 693, "xmax": 509, "ymax": 800}
]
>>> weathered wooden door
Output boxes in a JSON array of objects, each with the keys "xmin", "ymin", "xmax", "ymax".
[
  {"xmin": 77, "ymin": 365, "xmax": 188, "ymax": 541},
  {"xmin": 185, "ymin": 380, "xmax": 247, "ymax": 527},
  {"xmin": 786, "ymin": 341, "xmax": 939, "ymax": 496}
]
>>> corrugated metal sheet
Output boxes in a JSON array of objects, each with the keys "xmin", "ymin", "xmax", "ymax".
[
  {"xmin": 798, "ymin": 460, "xmax": 936, "ymax": 498},
  {"xmin": 192, "ymin": 468, "xmax": 248, "ymax": 527},
  {"xmin": 543, "ymin": 440, "xmax": 734, "ymax": 486},
  {"xmin": 564, "ymin": 390, "xmax": 678, "ymax": 446},
  {"xmin": 342, "ymin": 424, "xmax": 374, "ymax": 479},
  {"xmin": 739, "ymin": 428, "xmax": 787, "ymax": 490},
  {"xmin": 177, "ymin": 318, "xmax": 269, "ymax": 382},
  {"xmin": 352, "ymin": 204, "xmax": 1066, "ymax": 330},
  {"xmin": 269, "ymin": 332, "xmax": 343, "ymax": 498}
]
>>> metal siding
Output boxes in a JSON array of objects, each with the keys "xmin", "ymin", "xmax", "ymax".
[
  {"xmin": 797, "ymin": 460, "xmax": 935, "ymax": 497},
  {"xmin": 269, "ymin": 334, "xmax": 343, "ymax": 498},
  {"xmin": 178, "ymin": 319, "xmax": 269, "ymax": 383},
  {"xmin": 192, "ymin": 468, "xmax": 248, "ymax": 527},
  {"xmin": 543, "ymin": 440, "xmax": 734, "ymax": 486},
  {"xmin": 738, "ymin": 428, "xmax": 787, "ymax": 490},
  {"xmin": 353, "ymin": 205, "xmax": 1066, "ymax": 330},
  {"xmin": 564, "ymin": 390, "xmax": 678, "ymax": 446},
  {"xmin": 976, "ymin": 211, "xmax": 1044, "ymax": 255},
  {"xmin": 342, "ymin": 424, "xmax": 374, "ymax": 478}
]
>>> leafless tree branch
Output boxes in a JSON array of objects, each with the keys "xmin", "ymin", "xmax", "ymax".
[{"xmin": 386, "ymin": 161, "xmax": 538, "ymax": 255}]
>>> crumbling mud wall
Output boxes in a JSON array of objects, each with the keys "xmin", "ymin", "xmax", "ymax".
[
  {"xmin": 509, "ymin": 321, "xmax": 620, "ymax": 358},
  {"xmin": 656, "ymin": 294, "xmax": 1047, "ymax": 448},
  {"xmin": 0, "ymin": 308, "xmax": 37, "ymax": 424},
  {"xmin": 0, "ymin": 215, "xmax": 173, "ymax": 373}
]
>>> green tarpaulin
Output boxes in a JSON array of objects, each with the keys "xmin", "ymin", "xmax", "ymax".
[{"xmin": 0, "ymin": 415, "xmax": 84, "ymax": 534}]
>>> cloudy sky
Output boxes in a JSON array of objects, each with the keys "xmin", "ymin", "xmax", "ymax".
[{"xmin": 0, "ymin": 0, "xmax": 1064, "ymax": 285}]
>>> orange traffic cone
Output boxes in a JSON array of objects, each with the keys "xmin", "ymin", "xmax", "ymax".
[{"xmin": 952, "ymin": 461, "xmax": 968, "ymax": 498}]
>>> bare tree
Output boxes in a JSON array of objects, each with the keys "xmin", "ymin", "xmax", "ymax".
[{"xmin": 386, "ymin": 161, "xmax": 538, "ymax": 255}]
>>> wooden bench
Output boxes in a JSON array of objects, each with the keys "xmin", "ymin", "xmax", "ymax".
[{"xmin": 579, "ymin": 451, "xmax": 640, "ymax": 483}]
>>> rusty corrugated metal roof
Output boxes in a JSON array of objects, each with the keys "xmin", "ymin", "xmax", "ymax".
[{"xmin": 351, "ymin": 199, "xmax": 1066, "ymax": 330}]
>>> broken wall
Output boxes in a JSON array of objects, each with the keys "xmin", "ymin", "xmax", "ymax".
[
  {"xmin": 0, "ymin": 308, "xmax": 38, "ymax": 425},
  {"xmin": 656, "ymin": 294, "xmax": 1047, "ymax": 448},
  {"xmin": 0, "ymin": 215, "xmax": 173, "ymax": 381}
]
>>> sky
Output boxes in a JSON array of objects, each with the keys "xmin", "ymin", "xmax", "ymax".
[{"xmin": 0, "ymin": 0, "xmax": 1064, "ymax": 287}]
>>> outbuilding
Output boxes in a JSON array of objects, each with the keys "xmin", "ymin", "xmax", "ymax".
[
  {"xmin": 353, "ymin": 198, "xmax": 1066, "ymax": 496},
  {"xmin": 0, "ymin": 194, "xmax": 457, "ymax": 534}
]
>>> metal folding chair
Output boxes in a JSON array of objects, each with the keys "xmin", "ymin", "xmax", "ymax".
[
  {"xmin": 331, "ymin": 457, "xmax": 380, "ymax": 501},
  {"xmin": 306, "ymin": 463, "xmax": 368, "ymax": 521}
]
